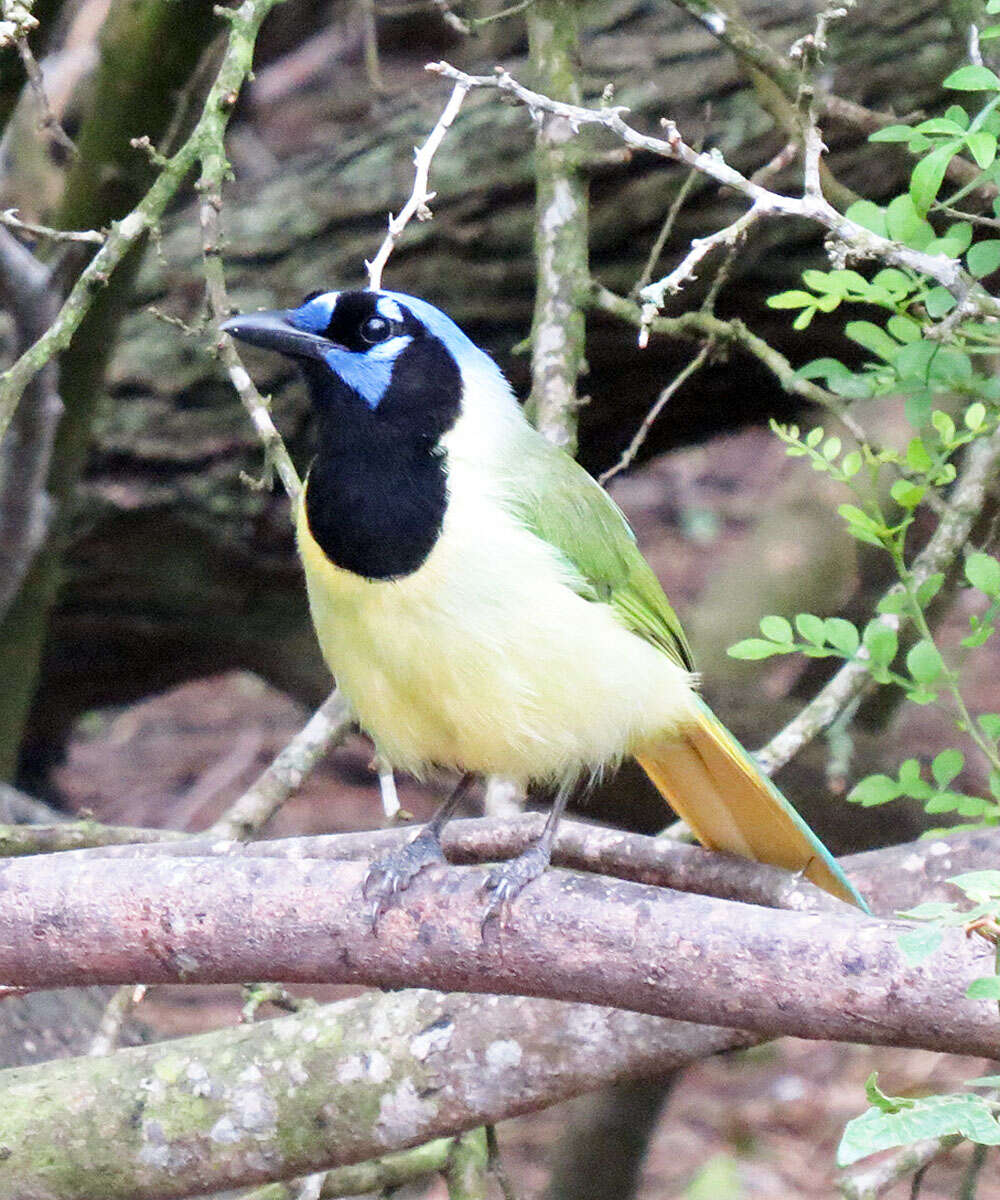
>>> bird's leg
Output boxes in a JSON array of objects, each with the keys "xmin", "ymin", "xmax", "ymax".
[
  {"xmin": 482, "ymin": 773, "xmax": 578, "ymax": 919},
  {"xmin": 364, "ymin": 772, "xmax": 475, "ymax": 923}
]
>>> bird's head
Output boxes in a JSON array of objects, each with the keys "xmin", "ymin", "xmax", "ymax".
[{"xmin": 221, "ymin": 288, "xmax": 508, "ymax": 446}]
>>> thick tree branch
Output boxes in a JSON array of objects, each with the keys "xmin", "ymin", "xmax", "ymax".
[
  {"xmin": 0, "ymin": 828, "xmax": 997, "ymax": 1195},
  {"xmin": 0, "ymin": 987, "xmax": 745, "ymax": 1200},
  {"xmin": 0, "ymin": 849, "xmax": 998, "ymax": 1055}
]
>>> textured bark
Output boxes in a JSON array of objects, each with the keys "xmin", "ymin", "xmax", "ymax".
[
  {"xmin": 0, "ymin": 825, "xmax": 994, "ymax": 1197},
  {"xmin": 0, "ymin": 825, "xmax": 998, "ymax": 1198},
  {"xmin": 0, "ymin": 843, "xmax": 997, "ymax": 1054},
  {"xmin": 14, "ymin": 0, "xmax": 971, "ymax": 778},
  {"xmin": 0, "ymin": 988, "xmax": 744, "ymax": 1200}
]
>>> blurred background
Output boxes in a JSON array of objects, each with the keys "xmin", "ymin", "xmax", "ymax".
[{"xmin": 1, "ymin": 1, "xmax": 998, "ymax": 1196}]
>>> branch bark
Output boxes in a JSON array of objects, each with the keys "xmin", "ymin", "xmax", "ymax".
[
  {"xmin": 0, "ymin": 826, "xmax": 996, "ymax": 1196},
  {"xmin": 0, "ymin": 987, "xmax": 745, "ymax": 1200},
  {"xmin": 0, "ymin": 848, "xmax": 996, "ymax": 1055}
]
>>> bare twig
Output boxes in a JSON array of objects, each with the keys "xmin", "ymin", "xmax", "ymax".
[
  {"xmin": 204, "ymin": 183, "xmax": 301, "ymax": 501},
  {"xmin": 365, "ymin": 80, "xmax": 470, "ymax": 291},
  {"xmin": 637, "ymin": 205, "xmax": 765, "ymax": 345},
  {"xmin": 207, "ymin": 689, "xmax": 354, "ymax": 840},
  {"xmin": 3, "ymin": 0, "xmax": 77, "ymax": 158},
  {"xmin": 88, "ymin": 984, "xmax": 146, "ymax": 1057},
  {"xmin": 0, "ymin": 209, "xmax": 105, "ymax": 245},
  {"xmin": 425, "ymin": 62, "xmax": 1000, "ymax": 321},
  {"xmin": 360, "ymin": 0, "xmax": 383, "ymax": 92},
  {"xmin": 0, "ymin": 0, "xmax": 288, "ymax": 447},
  {"xmin": 756, "ymin": 423, "xmax": 1000, "ymax": 775},
  {"xmin": 634, "ymin": 152, "xmax": 705, "ymax": 295},
  {"xmin": 598, "ymin": 340, "xmax": 713, "ymax": 484},
  {"xmin": 523, "ymin": 0, "xmax": 588, "ymax": 453}
]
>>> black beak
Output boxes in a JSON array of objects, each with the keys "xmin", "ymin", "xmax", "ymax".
[{"xmin": 220, "ymin": 310, "xmax": 329, "ymax": 360}]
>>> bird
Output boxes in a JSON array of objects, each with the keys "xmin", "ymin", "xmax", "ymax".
[{"xmin": 221, "ymin": 288, "xmax": 865, "ymax": 913}]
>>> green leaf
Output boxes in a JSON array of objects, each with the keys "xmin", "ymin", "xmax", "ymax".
[
  {"xmin": 932, "ymin": 749, "xmax": 964, "ymax": 788},
  {"xmin": 890, "ymin": 479, "xmax": 926, "ymax": 509},
  {"xmin": 877, "ymin": 592, "xmax": 909, "ymax": 615},
  {"xmin": 845, "ymin": 321, "xmax": 900, "ymax": 362},
  {"xmin": 907, "ymin": 639, "xmax": 945, "ymax": 684},
  {"xmin": 898, "ymin": 925, "xmax": 945, "ymax": 964},
  {"xmin": 870, "ymin": 124, "xmax": 918, "ymax": 142},
  {"xmin": 967, "ymin": 976, "xmax": 1000, "ymax": 1000},
  {"xmin": 966, "ymin": 552, "xmax": 1000, "ymax": 597},
  {"xmin": 728, "ymin": 638, "xmax": 787, "ymax": 660},
  {"xmin": 929, "ymin": 348, "xmax": 972, "ymax": 385},
  {"xmin": 950, "ymin": 869, "xmax": 1000, "ymax": 899},
  {"xmin": 944, "ymin": 65, "xmax": 1000, "ymax": 90},
  {"xmin": 887, "ymin": 314, "xmax": 922, "ymax": 343},
  {"xmin": 825, "ymin": 617, "xmax": 860, "ymax": 656},
  {"xmin": 886, "ymin": 194, "xmax": 936, "ymax": 248},
  {"xmin": 849, "ymin": 774, "xmax": 902, "ymax": 806},
  {"xmin": 795, "ymin": 613, "xmax": 826, "ymax": 644},
  {"xmin": 898, "ymin": 901, "xmax": 959, "ymax": 920},
  {"xmin": 863, "ymin": 620, "xmax": 898, "ymax": 667},
  {"xmin": 965, "ymin": 401, "xmax": 987, "ymax": 431},
  {"xmin": 838, "ymin": 1094, "xmax": 1000, "ymax": 1168},
  {"xmin": 967, "ymin": 239, "xmax": 1000, "ymax": 277},
  {"xmin": 767, "ymin": 289, "xmax": 817, "ymax": 309},
  {"xmin": 685, "ymin": 1153, "xmax": 741, "ymax": 1200},
  {"xmin": 932, "ymin": 410, "xmax": 956, "ymax": 442},
  {"xmin": 925, "ymin": 285, "xmax": 957, "ymax": 317},
  {"xmin": 966, "ymin": 130, "xmax": 998, "ymax": 169},
  {"xmin": 946, "ymin": 104, "xmax": 971, "ymax": 128},
  {"xmin": 797, "ymin": 357, "xmax": 850, "ymax": 382},
  {"xmin": 872, "ymin": 268, "xmax": 914, "ymax": 296},
  {"xmin": 842, "ymin": 451, "xmax": 862, "ymax": 477},
  {"xmin": 979, "ymin": 714, "xmax": 1000, "ymax": 741},
  {"xmin": 792, "ymin": 307, "xmax": 815, "ymax": 331},
  {"xmin": 914, "ymin": 117, "xmax": 968, "ymax": 136},
  {"xmin": 915, "ymin": 573, "xmax": 945, "ymax": 607},
  {"xmin": 759, "ymin": 614, "xmax": 793, "ymax": 644},
  {"xmin": 846, "ymin": 200, "xmax": 888, "ymax": 237},
  {"xmin": 910, "ymin": 144, "xmax": 957, "ymax": 214}
]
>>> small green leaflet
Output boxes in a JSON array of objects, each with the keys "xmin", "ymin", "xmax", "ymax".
[{"xmin": 838, "ymin": 1092, "xmax": 1000, "ymax": 1166}]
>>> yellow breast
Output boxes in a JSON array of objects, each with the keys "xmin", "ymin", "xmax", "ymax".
[{"xmin": 295, "ymin": 472, "xmax": 698, "ymax": 784}]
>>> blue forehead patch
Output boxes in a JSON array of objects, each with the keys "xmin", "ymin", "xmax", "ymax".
[
  {"xmin": 375, "ymin": 296, "xmax": 404, "ymax": 322},
  {"xmin": 288, "ymin": 292, "xmax": 338, "ymax": 333},
  {"xmin": 377, "ymin": 290, "xmax": 486, "ymax": 372}
]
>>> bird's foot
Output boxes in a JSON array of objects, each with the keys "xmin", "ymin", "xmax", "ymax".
[
  {"xmin": 481, "ymin": 843, "xmax": 551, "ymax": 925},
  {"xmin": 363, "ymin": 825, "xmax": 446, "ymax": 927}
]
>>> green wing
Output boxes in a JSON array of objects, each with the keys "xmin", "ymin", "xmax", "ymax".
[{"xmin": 508, "ymin": 435, "xmax": 694, "ymax": 671}]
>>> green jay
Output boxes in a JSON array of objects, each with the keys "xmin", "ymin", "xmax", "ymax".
[{"xmin": 222, "ymin": 289, "xmax": 864, "ymax": 912}]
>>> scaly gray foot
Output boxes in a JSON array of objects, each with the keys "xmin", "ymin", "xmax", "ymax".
[
  {"xmin": 363, "ymin": 825, "xmax": 447, "ymax": 926},
  {"xmin": 482, "ymin": 842, "xmax": 552, "ymax": 923}
]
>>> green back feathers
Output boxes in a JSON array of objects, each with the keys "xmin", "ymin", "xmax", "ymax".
[{"xmin": 507, "ymin": 437, "xmax": 694, "ymax": 671}]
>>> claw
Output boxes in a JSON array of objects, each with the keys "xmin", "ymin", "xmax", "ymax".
[
  {"xmin": 363, "ymin": 825, "xmax": 447, "ymax": 929},
  {"xmin": 480, "ymin": 843, "xmax": 551, "ymax": 928}
]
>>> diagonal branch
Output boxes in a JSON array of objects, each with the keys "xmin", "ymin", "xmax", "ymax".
[
  {"xmin": 426, "ymin": 61, "xmax": 1000, "ymax": 320},
  {"xmin": 0, "ymin": 0, "xmax": 287, "ymax": 446}
]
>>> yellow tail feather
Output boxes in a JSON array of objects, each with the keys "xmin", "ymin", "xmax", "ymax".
[{"xmin": 637, "ymin": 705, "xmax": 862, "ymax": 907}]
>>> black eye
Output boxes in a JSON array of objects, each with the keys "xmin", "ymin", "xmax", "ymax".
[
  {"xmin": 301, "ymin": 289, "xmax": 324, "ymax": 304},
  {"xmin": 360, "ymin": 315, "xmax": 392, "ymax": 344}
]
